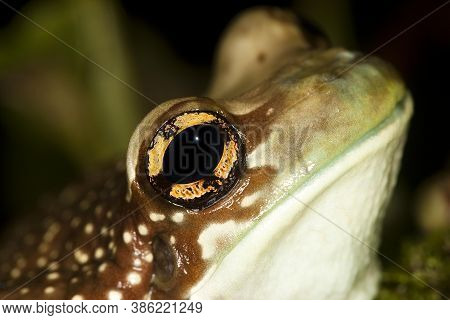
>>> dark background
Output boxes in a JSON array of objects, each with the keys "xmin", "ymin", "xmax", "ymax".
[{"xmin": 0, "ymin": 0, "xmax": 449, "ymax": 258}]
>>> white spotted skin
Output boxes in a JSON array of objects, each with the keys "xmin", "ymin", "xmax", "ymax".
[
  {"xmin": 149, "ymin": 213, "xmax": 165, "ymax": 222},
  {"xmin": 197, "ymin": 221, "xmax": 250, "ymax": 260},
  {"xmin": 107, "ymin": 290, "xmax": 122, "ymax": 300},
  {"xmin": 171, "ymin": 212, "xmax": 184, "ymax": 223},
  {"xmin": 0, "ymin": 162, "xmax": 157, "ymax": 299}
]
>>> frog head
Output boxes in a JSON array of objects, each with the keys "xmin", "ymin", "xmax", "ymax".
[{"xmin": 126, "ymin": 8, "xmax": 413, "ymax": 299}]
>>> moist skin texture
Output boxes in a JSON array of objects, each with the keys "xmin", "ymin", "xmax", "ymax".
[{"xmin": 0, "ymin": 7, "xmax": 412, "ymax": 299}]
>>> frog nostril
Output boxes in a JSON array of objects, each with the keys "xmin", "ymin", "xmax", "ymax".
[{"xmin": 152, "ymin": 236, "xmax": 176, "ymax": 284}]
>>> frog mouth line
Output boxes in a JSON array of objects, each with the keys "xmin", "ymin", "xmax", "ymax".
[{"xmin": 188, "ymin": 92, "xmax": 413, "ymax": 298}]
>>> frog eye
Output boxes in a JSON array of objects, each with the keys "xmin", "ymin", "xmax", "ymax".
[{"xmin": 147, "ymin": 111, "xmax": 244, "ymax": 209}]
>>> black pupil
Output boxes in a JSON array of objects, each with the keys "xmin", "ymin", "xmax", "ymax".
[{"xmin": 162, "ymin": 124, "xmax": 225, "ymax": 184}]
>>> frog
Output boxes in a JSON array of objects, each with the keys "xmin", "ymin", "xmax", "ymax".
[{"xmin": 0, "ymin": 7, "xmax": 412, "ymax": 299}]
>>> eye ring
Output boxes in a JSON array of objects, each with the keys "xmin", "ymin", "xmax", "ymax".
[{"xmin": 146, "ymin": 110, "xmax": 244, "ymax": 209}]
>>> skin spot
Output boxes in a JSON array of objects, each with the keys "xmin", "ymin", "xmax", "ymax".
[
  {"xmin": 171, "ymin": 212, "xmax": 184, "ymax": 223},
  {"xmin": 65, "ymin": 242, "xmax": 73, "ymax": 251},
  {"xmin": 44, "ymin": 286, "xmax": 55, "ymax": 294},
  {"xmin": 49, "ymin": 250, "xmax": 59, "ymax": 260},
  {"xmin": 49, "ymin": 223, "xmax": 61, "ymax": 233},
  {"xmin": 100, "ymin": 227, "xmax": 108, "ymax": 236},
  {"xmin": 95, "ymin": 205, "xmax": 103, "ymax": 215},
  {"xmin": 46, "ymin": 272, "xmax": 60, "ymax": 280},
  {"xmin": 48, "ymin": 262, "xmax": 59, "ymax": 271},
  {"xmin": 149, "ymin": 213, "xmax": 165, "ymax": 222},
  {"xmin": 71, "ymin": 264, "xmax": 79, "ymax": 272},
  {"xmin": 127, "ymin": 272, "xmax": 142, "ymax": 285},
  {"xmin": 240, "ymin": 192, "xmax": 261, "ymax": 207},
  {"xmin": 84, "ymin": 223, "xmax": 94, "ymax": 235},
  {"xmin": 10, "ymin": 268, "xmax": 21, "ymax": 279},
  {"xmin": 37, "ymin": 257, "xmax": 48, "ymax": 268},
  {"xmin": 72, "ymin": 294, "xmax": 84, "ymax": 300},
  {"xmin": 170, "ymin": 235, "xmax": 176, "ymax": 245},
  {"xmin": 70, "ymin": 277, "xmax": 79, "ymax": 284},
  {"xmin": 138, "ymin": 225, "xmax": 149, "ymax": 236},
  {"xmin": 20, "ymin": 288, "xmax": 29, "ymax": 295},
  {"xmin": 108, "ymin": 242, "xmax": 116, "ymax": 250},
  {"xmin": 122, "ymin": 231, "xmax": 132, "ymax": 244},
  {"xmin": 133, "ymin": 259, "xmax": 142, "ymax": 267},
  {"xmin": 71, "ymin": 217, "xmax": 81, "ymax": 228},
  {"xmin": 74, "ymin": 249, "xmax": 89, "ymax": 264},
  {"xmin": 16, "ymin": 258, "xmax": 26, "ymax": 269},
  {"xmin": 144, "ymin": 253, "xmax": 153, "ymax": 263},
  {"xmin": 38, "ymin": 243, "xmax": 49, "ymax": 253},
  {"xmin": 98, "ymin": 263, "xmax": 108, "ymax": 273},
  {"xmin": 198, "ymin": 220, "xmax": 248, "ymax": 259},
  {"xmin": 80, "ymin": 199, "xmax": 90, "ymax": 210},
  {"xmin": 43, "ymin": 223, "xmax": 61, "ymax": 243},
  {"xmin": 109, "ymin": 229, "xmax": 115, "ymax": 237},
  {"xmin": 82, "ymin": 265, "xmax": 92, "ymax": 272},
  {"xmin": 94, "ymin": 248, "xmax": 105, "ymax": 259},
  {"xmin": 108, "ymin": 290, "xmax": 122, "ymax": 300},
  {"xmin": 106, "ymin": 210, "xmax": 113, "ymax": 219},
  {"xmin": 43, "ymin": 232, "xmax": 54, "ymax": 243}
]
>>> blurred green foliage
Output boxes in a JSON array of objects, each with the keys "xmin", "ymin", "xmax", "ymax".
[
  {"xmin": 0, "ymin": 0, "xmax": 146, "ymax": 213},
  {"xmin": 378, "ymin": 229, "xmax": 450, "ymax": 299},
  {"xmin": 0, "ymin": 0, "xmax": 140, "ymax": 165}
]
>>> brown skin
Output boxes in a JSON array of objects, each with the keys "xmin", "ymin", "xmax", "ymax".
[{"xmin": 0, "ymin": 163, "xmax": 150, "ymax": 299}]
